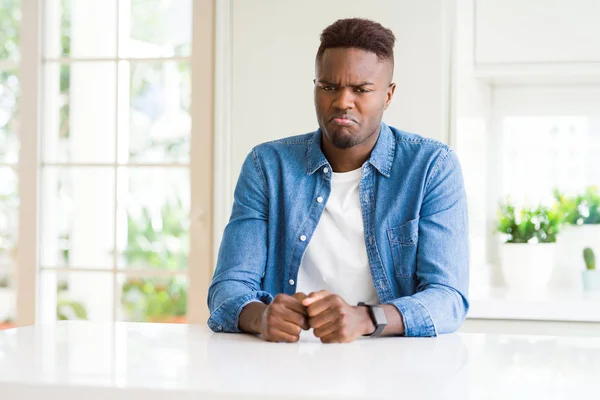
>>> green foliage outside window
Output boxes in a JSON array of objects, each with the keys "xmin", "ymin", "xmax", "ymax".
[
  {"xmin": 1, "ymin": 0, "xmax": 190, "ymax": 325},
  {"xmin": 120, "ymin": 199, "xmax": 189, "ymax": 322}
]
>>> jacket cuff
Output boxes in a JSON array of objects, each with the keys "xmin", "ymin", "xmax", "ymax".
[
  {"xmin": 207, "ymin": 291, "xmax": 274, "ymax": 333},
  {"xmin": 387, "ymin": 296, "xmax": 437, "ymax": 337}
]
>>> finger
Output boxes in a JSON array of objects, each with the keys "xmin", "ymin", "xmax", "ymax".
[
  {"xmin": 292, "ymin": 292, "xmax": 308, "ymax": 303},
  {"xmin": 292, "ymin": 305, "xmax": 311, "ymax": 330},
  {"xmin": 272, "ymin": 319, "xmax": 303, "ymax": 336},
  {"xmin": 313, "ymin": 320, "xmax": 338, "ymax": 339},
  {"xmin": 263, "ymin": 329, "xmax": 300, "ymax": 343},
  {"xmin": 320, "ymin": 331, "xmax": 341, "ymax": 344},
  {"xmin": 284, "ymin": 297, "xmax": 310, "ymax": 330},
  {"xmin": 281, "ymin": 307, "xmax": 309, "ymax": 329},
  {"xmin": 301, "ymin": 318, "xmax": 310, "ymax": 331},
  {"xmin": 302, "ymin": 290, "xmax": 331, "ymax": 307},
  {"xmin": 272, "ymin": 300, "xmax": 307, "ymax": 327},
  {"xmin": 306, "ymin": 295, "xmax": 337, "ymax": 318},
  {"xmin": 309, "ymin": 309, "xmax": 337, "ymax": 330},
  {"xmin": 279, "ymin": 295, "xmax": 308, "ymax": 316}
]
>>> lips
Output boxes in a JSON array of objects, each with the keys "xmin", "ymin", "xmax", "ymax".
[{"xmin": 329, "ymin": 115, "xmax": 357, "ymax": 126}]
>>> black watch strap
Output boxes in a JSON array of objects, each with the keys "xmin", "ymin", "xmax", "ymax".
[{"xmin": 358, "ymin": 302, "xmax": 387, "ymax": 337}]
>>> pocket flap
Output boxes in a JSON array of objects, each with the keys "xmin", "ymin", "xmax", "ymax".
[{"xmin": 387, "ymin": 218, "xmax": 419, "ymax": 245}]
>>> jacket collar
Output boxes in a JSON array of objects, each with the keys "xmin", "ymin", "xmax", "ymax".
[{"xmin": 306, "ymin": 122, "xmax": 395, "ymax": 178}]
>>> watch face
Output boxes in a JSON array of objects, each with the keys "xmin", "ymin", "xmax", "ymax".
[{"xmin": 371, "ymin": 306, "xmax": 388, "ymax": 325}]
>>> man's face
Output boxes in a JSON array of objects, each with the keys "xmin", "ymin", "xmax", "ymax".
[{"xmin": 314, "ymin": 47, "xmax": 396, "ymax": 149}]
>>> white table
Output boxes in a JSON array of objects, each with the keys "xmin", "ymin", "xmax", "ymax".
[{"xmin": 1, "ymin": 321, "xmax": 599, "ymax": 399}]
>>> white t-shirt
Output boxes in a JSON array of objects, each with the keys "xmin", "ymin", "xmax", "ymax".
[{"xmin": 296, "ymin": 167, "xmax": 380, "ymax": 305}]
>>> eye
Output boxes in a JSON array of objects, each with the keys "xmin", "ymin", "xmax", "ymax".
[
  {"xmin": 355, "ymin": 88, "xmax": 370, "ymax": 93},
  {"xmin": 322, "ymin": 85, "xmax": 336, "ymax": 91}
]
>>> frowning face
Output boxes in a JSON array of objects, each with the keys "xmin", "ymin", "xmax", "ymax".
[{"xmin": 314, "ymin": 47, "xmax": 396, "ymax": 150}]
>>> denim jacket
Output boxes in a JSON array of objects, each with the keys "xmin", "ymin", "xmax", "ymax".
[{"xmin": 208, "ymin": 123, "xmax": 469, "ymax": 337}]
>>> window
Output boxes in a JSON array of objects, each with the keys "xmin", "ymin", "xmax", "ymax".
[
  {"xmin": 458, "ymin": 85, "xmax": 600, "ymax": 289},
  {"xmin": 1, "ymin": 0, "xmax": 213, "ymax": 328},
  {"xmin": 496, "ymin": 86, "xmax": 600, "ymax": 204},
  {"xmin": 0, "ymin": 0, "xmax": 21, "ymax": 329},
  {"xmin": 501, "ymin": 116, "xmax": 600, "ymax": 204},
  {"xmin": 37, "ymin": 0, "xmax": 192, "ymax": 324}
]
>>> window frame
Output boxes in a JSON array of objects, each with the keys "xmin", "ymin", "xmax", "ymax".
[
  {"xmin": 482, "ymin": 83, "xmax": 600, "ymax": 275},
  {"xmin": 14, "ymin": 0, "xmax": 214, "ymax": 326}
]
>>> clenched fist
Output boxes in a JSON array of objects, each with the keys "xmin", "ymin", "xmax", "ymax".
[
  {"xmin": 258, "ymin": 293, "xmax": 310, "ymax": 342},
  {"xmin": 239, "ymin": 293, "xmax": 310, "ymax": 343},
  {"xmin": 303, "ymin": 291, "xmax": 375, "ymax": 343}
]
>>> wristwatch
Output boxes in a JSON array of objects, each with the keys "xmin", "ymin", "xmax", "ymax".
[{"xmin": 357, "ymin": 302, "xmax": 387, "ymax": 337}]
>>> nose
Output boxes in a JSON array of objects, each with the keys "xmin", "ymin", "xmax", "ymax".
[{"xmin": 332, "ymin": 87, "xmax": 354, "ymax": 110}]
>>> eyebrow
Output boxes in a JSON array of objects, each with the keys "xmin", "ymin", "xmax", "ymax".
[{"xmin": 317, "ymin": 80, "xmax": 375, "ymax": 87}]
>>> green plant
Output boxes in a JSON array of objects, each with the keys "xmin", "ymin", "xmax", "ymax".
[
  {"xmin": 56, "ymin": 281, "xmax": 88, "ymax": 320},
  {"xmin": 57, "ymin": 297, "xmax": 88, "ymax": 320},
  {"xmin": 554, "ymin": 186, "xmax": 600, "ymax": 225},
  {"xmin": 0, "ymin": 0, "xmax": 20, "ymax": 61},
  {"xmin": 121, "ymin": 199, "xmax": 189, "ymax": 322},
  {"xmin": 497, "ymin": 199, "xmax": 561, "ymax": 244},
  {"xmin": 554, "ymin": 190, "xmax": 583, "ymax": 225},
  {"xmin": 121, "ymin": 276, "xmax": 187, "ymax": 322},
  {"xmin": 584, "ymin": 248, "xmax": 596, "ymax": 271},
  {"xmin": 123, "ymin": 200, "xmax": 188, "ymax": 270},
  {"xmin": 582, "ymin": 186, "xmax": 600, "ymax": 224}
]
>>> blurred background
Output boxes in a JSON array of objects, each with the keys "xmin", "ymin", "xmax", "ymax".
[{"xmin": 1, "ymin": 0, "xmax": 599, "ymax": 333}]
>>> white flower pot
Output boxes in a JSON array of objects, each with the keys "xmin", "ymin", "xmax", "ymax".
[
  {"xmin": 557, "ymin": 224, "xmax": 600, "ymax": 270},
  {"xmin": 500, "ymin": 243, "xmax": 557, "ymax": 292},
  {"xmin": 582, "ymin": 270, "xmax": 600, "ymax": 291}
]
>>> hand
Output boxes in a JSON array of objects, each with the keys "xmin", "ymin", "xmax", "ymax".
[
  {"xmin": 303, "ymin": 291, "xmax": 375, "ymax": 343},
  {"xmin": 258, "ymin": 293, "xmax": 310, "ymax": 343}
]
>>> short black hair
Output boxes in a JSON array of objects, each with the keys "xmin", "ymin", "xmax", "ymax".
[{"xmin": 316, "ymin": 18, "xmax": 395, "ymax": 65}]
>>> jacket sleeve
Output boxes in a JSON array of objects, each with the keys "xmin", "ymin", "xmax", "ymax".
[
  {"xmin": 207, "ymin": 148, "xmax": 273, "ymax": 333},
  {"xmin": 387, "ymin": 149, "xmax": 470, "ymax": 336}
]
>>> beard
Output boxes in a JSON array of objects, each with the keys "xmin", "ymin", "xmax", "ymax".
[
  {"xmin": 327, "ymin": 124, "xmax": 377, "ymax": 149},
  {"xmin": 330, "ymin": 129, "xmax": 360, "ymax": 149}
]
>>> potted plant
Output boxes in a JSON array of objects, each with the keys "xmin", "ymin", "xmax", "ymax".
[
  {"xmin": 555, "ymin": 186, "xmax": 600, "ymax": 272},
  {"xmin": 496, "ymin": 200, "xmax": 561, "ymax": 291},
  {"xmin": 582, "ymin": 248, "xmax": 600, "ymax": 291}
]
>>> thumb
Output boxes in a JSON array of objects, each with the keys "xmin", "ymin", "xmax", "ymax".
[{"xmin": 302, "ymin": 290, "xmax": 330, "ymax": 307}]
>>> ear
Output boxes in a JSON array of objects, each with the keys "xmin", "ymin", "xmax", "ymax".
[{"xmin": 384, "ymin": 83, "xmax": 396, "ymax": 110}]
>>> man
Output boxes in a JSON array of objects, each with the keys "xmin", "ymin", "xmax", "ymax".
[{"xmin": 208, "ymin": 18, "xmax": 469, "ymax": 343}]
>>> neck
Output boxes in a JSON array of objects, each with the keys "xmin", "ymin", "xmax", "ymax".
[{"xmin": 321, "ymin": 127, "xmax": 380, "ymax": 173}]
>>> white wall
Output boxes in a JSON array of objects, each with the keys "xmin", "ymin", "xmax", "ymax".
[
  {"xmin": 475, "ymin": 0, "xmax": 600, "ymax": 65},
  {"xmin": 213, "ymin": 0, "xmax": 456, "ymax": 250},
  {"xmin": 229, "ymin": 0, "xmax": 454, "ymax": 181}
]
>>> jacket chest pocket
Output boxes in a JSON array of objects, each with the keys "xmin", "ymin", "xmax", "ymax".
[{"xmin": 387, "ymin": 218, "xmax": 419, "ymax": 278}]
